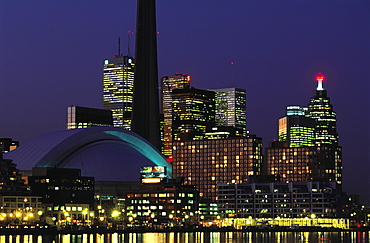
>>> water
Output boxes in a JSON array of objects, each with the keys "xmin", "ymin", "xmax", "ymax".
[{"xmin": 0, "ymin": 231, "xmax": 369, "ymax": 243}]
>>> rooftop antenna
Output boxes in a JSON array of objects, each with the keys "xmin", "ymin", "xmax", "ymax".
[
  {"xmin": 230, "ymin": 61, "xmax": 235, "ymax": 87},
  {"xmin": 127, "ymin": 30, "xmax": 132, "ymax": 56},
  {"xmin": 118, "ymin": 37, "xmax": 121, "ymax": 56}
]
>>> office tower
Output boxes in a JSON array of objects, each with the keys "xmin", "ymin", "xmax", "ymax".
[
  {"xmin": 103, "ymin": 56, "xmax": 135, "ymax": 130},
  {"xmin": 66, "ymin": 105, "xmax": 113, "ymax": 130},
  {"xmin": 306, "ymin": 73, "xmax": 338, "ymax": 145},
  {"xmin": 210, "ymin": 88, "xmax": 247, "ymax": 135},
  {"xmin": 0, "ymin": 138, "xmax": 19, "ymax": 153},
  {"xmin": 173, "ymin": 135, "xmax": 263, "ymax": 200},
  {"xmin": 160, "ymin": 74, "xmax": 191, "ymax": 156},
  {"xmin": 172, "ymin": 88, "xmax": 215, "ymax": 142},
  {"xmin": 131, "ymin": 0, "xmax": 161, "ymax": 150},
  {"xmin": 265, "ymin": 73, "xmax": 342, "ymax": 187},
  {"xmin": 265, "ymin": 142, "xmax": 342, "ymax": 184},
  {"xmin": 278, "ymin": 109, "xmax": 316, "ymax": 147}
]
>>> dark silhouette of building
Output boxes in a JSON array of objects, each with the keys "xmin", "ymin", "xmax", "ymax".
[
  {"xmin": 28, "ymin": 168, "xmax": 94, "ymax": 207},
  {"xmin": 131, "ymin": 0, "xmax": 161, "ymax": 150},
  {"xmin": 0, "ymin": 138, "xmax": 19, "ymax": 153},
  {"xmin": 0, "ymin": 153, "xmax": 28, "ymax": 195}
]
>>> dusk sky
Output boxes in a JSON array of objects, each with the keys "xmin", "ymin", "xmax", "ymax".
[{"xmin": 1, "ymin": 1, "xmax": 369, "ymax": 202}]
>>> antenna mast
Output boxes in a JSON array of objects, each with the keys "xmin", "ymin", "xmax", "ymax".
[
  {"xmin": 127, "ymin": 30, "xmax": 132, "ymax": 56},
  {"xmin": 118, "ymin": 37, "xmax": 121, "ymax": 56},
  {"xmin": 230, "ymin": 61, "xmax": 235, "ymax": 87}
]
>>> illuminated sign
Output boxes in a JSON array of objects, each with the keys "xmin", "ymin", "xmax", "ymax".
[
  {"xmin": 141, "ymin": 178, "xmax": 162, "ymax": 184},
  {"xmin": 140, "ymin": 166, "xmax": 167, "ymax": 179}
]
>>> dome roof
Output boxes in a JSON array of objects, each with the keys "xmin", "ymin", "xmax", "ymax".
[{"xmin": 4, "ymin": 127, "xmax": 172, "ymax": 181}]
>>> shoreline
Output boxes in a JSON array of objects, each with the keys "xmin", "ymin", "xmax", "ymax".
[{"xmin": 0, "ymin": 227, "xmax": 369, "ymax": 235}]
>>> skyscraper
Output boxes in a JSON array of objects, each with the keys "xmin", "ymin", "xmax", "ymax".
[
  {"xmin": 160, "ymin": 73, "xmax": 191, "ymax": 156},
  {"xmin": 265, "ymin": 73, "xmax": 342, "ymax": 187},
  {"xmin": 131, "ymin": 0, "xmax": 161, "ymax": 150},
  {"xmin": 103, "ymin": 56, "xmax": 135, "ymax": 130},
  {"xmin": 172, "ymin": 88, "xmax": 215, "ymax": 142},
  {"xmin": 210, "ymin": 88, "xmax": 247, "ymax": 135},
  {"xmin": 306, "ymin": 73, "xmax": 338, "ymax": 145},
  {"xmin": 278, "ymin": 108, "xmax": 315, "ymax": 147}
]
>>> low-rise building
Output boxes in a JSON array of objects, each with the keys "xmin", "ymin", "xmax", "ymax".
[
  {"xmin": 218, "ymin": 181, "xmax": 342, "ymax": 219},
  {"xmin": 125, "ymin": 179, "xmax": 199, "ymax": 226}
]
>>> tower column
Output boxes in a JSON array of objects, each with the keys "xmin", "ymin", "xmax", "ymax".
[{"xmin": 132, "ymin": 0, "xmax": 161, "ymax": 150}]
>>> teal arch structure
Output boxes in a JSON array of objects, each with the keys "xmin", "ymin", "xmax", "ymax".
[
  {"xmin": 5, "ymin": 127, "xmax": 172, "ymax": 178},
  {"xmin": 103, "ymin": 130, "xmax": 172, "ymax": 177}
]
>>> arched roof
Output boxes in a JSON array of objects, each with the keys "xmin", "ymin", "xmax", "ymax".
[{"xmin": 4, "ymin": 127, "xmax": 172, "ymax": 181}]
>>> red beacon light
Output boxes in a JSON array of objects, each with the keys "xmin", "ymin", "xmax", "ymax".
[
  {"xmin": 315, "ymin": 72, "xmax": 325, "ymax": 91},
  {"xmin": 315, "ymin": 72, "xmax": 325, "ymax": 82}
]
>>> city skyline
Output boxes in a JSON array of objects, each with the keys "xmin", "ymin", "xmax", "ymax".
[{"xmin": 0, "ymin": 1, "xmax": 368, "ymax": 202}]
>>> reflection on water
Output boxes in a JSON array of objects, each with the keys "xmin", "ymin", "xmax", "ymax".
[{"xmin": 0, "ymin": 231, "xmax": 369, "ymax": 243}]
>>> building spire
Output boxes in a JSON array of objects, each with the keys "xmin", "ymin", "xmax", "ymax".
[{"xmin": 315, "ymin": 72, "xmax": 325, "ymax": 91}]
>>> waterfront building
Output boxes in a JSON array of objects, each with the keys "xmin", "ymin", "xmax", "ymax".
[
  {"xmin": 103, "ymin": 55, "xmax": 135, "ymax": 130},
  {"xmin": 0, "ymin": 138, "xmax": 19, "ymax": 153},
  {"xmin": 172, "ymin": 135, "xmax": 262, "ymax": 200},
  {"xmin": 172, "ymin": 88, "xmax": 215, "ymax": 142},
  {"xmin": 199, "ymin": 198, "xmax": 219, "ymax": 222},
  {"xmin": 28, "ymin": 168, "xmax": 94, "ymax": 225},
  {"xmin": 306, "ymin": 73, "xmax": 338, "ymax": 146},
  {"xmin": 131, "ymin": 0, "xmax": 161, "ymax": 150},
  {"xmin": 210, "ymin": 88, "xmax": 247, "ymax": 136},
  {"xmin": 160, "ymin": 74, "xmax": 191, "ymax": 157},
  {"xmin": 218, "ymin": 181, "xmax": 342, "ymax": 219},
  {"xmin": 0, "ymin": 195, "xmax": 42, "ymax": 224},
  {"xmin": 125, "ymin": 179, "xmax": 199, "ymax": 226},
  {"xmin": 66, "ymin": 105, "xmax": 113, "ymax": 130}
]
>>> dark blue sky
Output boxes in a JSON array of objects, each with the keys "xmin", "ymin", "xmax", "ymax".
[{"xmin": 1, "ymin": 1, "xmax": 369, "ymax": 202}]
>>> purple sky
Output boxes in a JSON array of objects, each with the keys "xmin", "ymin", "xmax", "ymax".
[{"xmin": 1, "ymin": 1, "xmax": 369, "ymax": 202}]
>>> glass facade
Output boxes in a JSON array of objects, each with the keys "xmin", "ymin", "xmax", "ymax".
[
  {"xmin": 267, "ymin": 75, "xmax": 342, "ymax": 187},
  {"xmin": 211, "ymin": 88, "xmax": 247, "ymax": 136},
  {"xmin": 160, "ymin": 74, "xmax": 191, "ymax": 156},
  {"xmin": 172, "ymin": 88, "xmax": 215, "ymax": 142},
  {"xmin": 278, "ymin": 115, "xmax": 315, "ymax": 147},
  {"xmin": 306, "ymin": 85, "xmax": 338, "ymax": 146},
  {"xmin": 266, "ymin": 143, "xmax": 342, "ymax": 185},
  {"xmin": 173, "ymin": 135, "xmax": 262, "ymax": 200},
  {"xmin": 66, "ymin": 105, "xmax": 113, "ymax": 130},
  {"xmin": 103, "ymin": 56, "xmax": 135, "ymax": 130}
]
